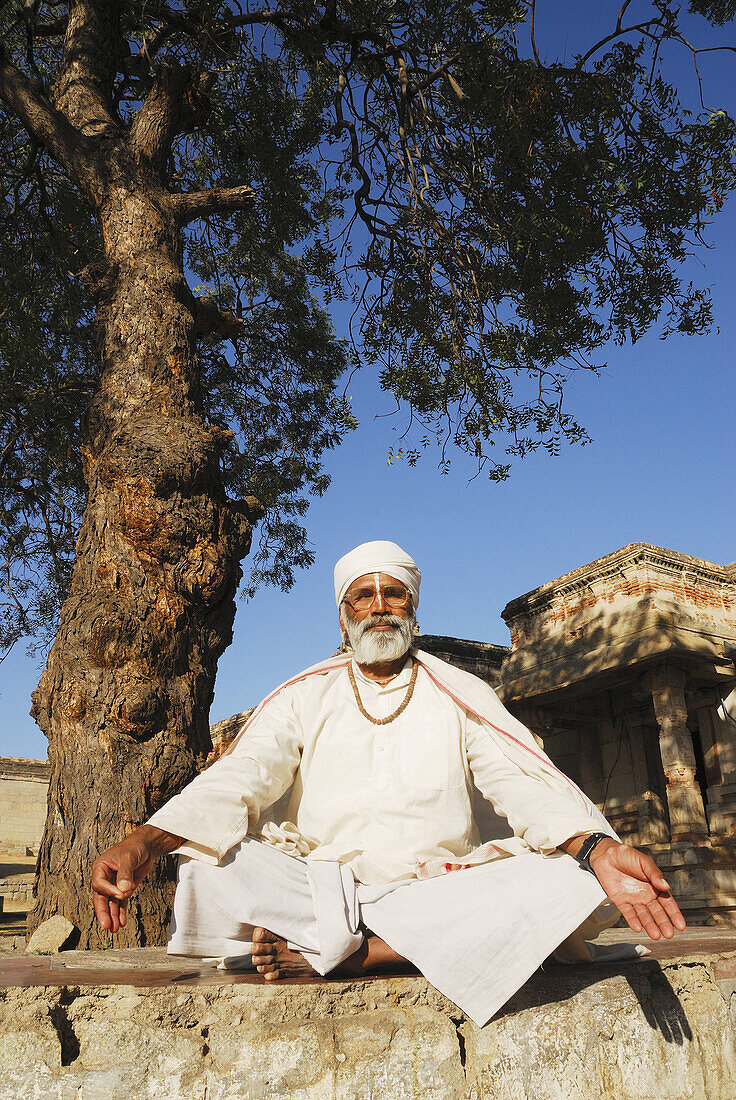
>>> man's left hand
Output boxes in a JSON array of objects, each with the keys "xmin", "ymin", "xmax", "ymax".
[{"xmin": 588, "ymin": 838, "xmax": 686, "ymax": 940}]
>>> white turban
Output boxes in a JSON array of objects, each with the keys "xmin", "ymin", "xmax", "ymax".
[{"xmin": 334, "ymin": 540, "xmax": 421, "ymax": 609}]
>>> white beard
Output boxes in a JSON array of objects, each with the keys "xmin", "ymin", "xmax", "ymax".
[{"xmin": 342, "ymin": 610, "xmax": 415, "ymax": 666}]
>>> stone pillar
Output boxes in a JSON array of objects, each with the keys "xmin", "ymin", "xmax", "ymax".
[
  {"xmin": 626, "ymin": 713, "xmax": 669, "ymax": 845},
  {"xmin": 693, "ymin": 699, "xmax": 736, "ymax": 838},
  {"xmin": 519, "ymin": 707, "xmax": 553, "ymax": 751},
  {"xmin": 648, "ymin": 667, "xmax": 709, "ymax": 843}
]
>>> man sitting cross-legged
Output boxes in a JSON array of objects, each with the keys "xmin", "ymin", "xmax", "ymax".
[{"xmin": 92, "ymin": 540, "xmax": 685, "ymax": 1026}]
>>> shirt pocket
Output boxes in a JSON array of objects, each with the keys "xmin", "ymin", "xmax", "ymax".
[{"xmin": 395, "ymin": 714, "xmax": 466, "ymax": 791}]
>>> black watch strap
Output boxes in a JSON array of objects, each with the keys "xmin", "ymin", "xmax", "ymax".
[{"xmin": 576, "ymin": 832, "xmax": 612, "ymax": 875}]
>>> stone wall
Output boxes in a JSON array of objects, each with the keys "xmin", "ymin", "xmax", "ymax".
[
  {"xmin": 419, "ymin": 634, "xmax": 509, "ymax": 687},
  {"xmin": 0, "ymin": 873, "xmax": 34, "ymax": 912},
  {"xmin": 0, "ymin": 758, "xmax": 49, "ymax": 855},
  {"xmin": 3, "ymin": 952, "xmax": 736, "ymax": 1098}
]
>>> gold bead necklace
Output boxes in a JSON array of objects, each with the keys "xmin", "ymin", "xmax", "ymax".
[{"xmin": 348, "ymin": 658, "xmax": 419, "ymax": 726}]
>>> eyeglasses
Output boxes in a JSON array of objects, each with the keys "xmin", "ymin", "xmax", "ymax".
[{"xmin": 343, "ymin": 584, "xmax": 411, "ymax": 612}]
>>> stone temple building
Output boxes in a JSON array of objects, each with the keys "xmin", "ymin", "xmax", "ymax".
[
  {"xmin": 3, "ymin": 542, "xmax": 736, "ymax": 924},
  {"xmin": 422, "ymin": 543, "xmax": 736, "ymax": 924}
]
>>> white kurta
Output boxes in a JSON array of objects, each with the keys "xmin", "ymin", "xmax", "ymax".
[
  {"xmin": 149, "ymin": 651, "xmax": 633, "ymax": 1020},
  {"xmin": 148, "ymin": 654, "xmax": 613, "ymax": 883},
  {"xmin": 150, "ymin": 650, "xmax": 630, "ymax": 1024}
]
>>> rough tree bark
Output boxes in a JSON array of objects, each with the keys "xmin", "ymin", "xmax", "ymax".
[
  {"xmin": 29, "ymin": 183, "xmax": 255, "ymax": 946},
  {"xmin": 1, "ymin": 2, "xmax": 257, "ymax": 946}
]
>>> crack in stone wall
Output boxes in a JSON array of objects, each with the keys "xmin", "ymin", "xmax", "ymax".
[{"xmin": 49, "ymin": 997, "xmax": 81, "ymax": 1066}]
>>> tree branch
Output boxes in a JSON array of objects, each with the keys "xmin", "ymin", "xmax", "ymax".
[
  {"xmin": 229, "ymin": 10, "xmax": 280, "ymax": 28},
  {"xmin": 578, "ymin": 17, "xmax": 664, "ymax": 66},
  {"xmin": 0, "ymin": 52, "xmax": 97, "ymax": 194},
  {"xmin": 129, "ymin": 64, "xmax": 214, "ymax": 171},
  {"xmin": 26, "ymin": 17, "xmax": 69, "ymax": 38},
  {"xmin": 170, "ymin": 184, "xmax": 257, "ymax": 225},
  {"xmin": 528, "ymin": 0, "xmax": 541, "ymax": 66},
  {"xmin": 131, "ymin": 21, "xmax": 172, "ymax": 64},
  {"xmin": 0, "ymin": 428, "xmax": 21, "ymax": 483},
  {"xmin": 53, "ymin": 0, "xmax": 121, "ymax": 135},
  {"xmin": 194, "ymin": 298, "xmax": 244, "ymax": 340},
  {"xmin": 138, "ymin": 4, "xmax": 202, "ymax": 40},
  {"xmin": 410, "ymin": 54, "xmax": 462, "ymax": 96}
]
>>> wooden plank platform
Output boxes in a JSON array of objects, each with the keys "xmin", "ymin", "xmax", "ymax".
[{"xmin": 2, "ymin": 929, "xmax": 736, "ymax": 989}]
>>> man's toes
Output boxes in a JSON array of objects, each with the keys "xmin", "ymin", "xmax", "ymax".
[
  {"xmin": 251, "ymin": 944, "xmax": 276, "ymax": 961},
  {"xmin": 252, "ymin": 926, "xmax": 279, "ymax": 944},
  {"xmin": 255, "ymin": 961, "xmax": 284, "ymax": 979}
]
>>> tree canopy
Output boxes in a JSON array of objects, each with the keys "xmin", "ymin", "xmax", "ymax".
[{"xmin": 2, "ymin": 0, "xmax": 735, "ymax": 658}]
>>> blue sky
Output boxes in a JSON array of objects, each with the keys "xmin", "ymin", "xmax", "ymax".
[{"xmin": 2, "ymin": 3, "xmax": 735, "ymax": 758}]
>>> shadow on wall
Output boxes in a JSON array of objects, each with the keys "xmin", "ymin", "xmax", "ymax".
[
  {"xmin": 501, "ymin": 595, "xmax": 729, "ymax": 704},
  {"xmin": 498, "ymin": 959, "xmax": 693, "ymax": 1045}
]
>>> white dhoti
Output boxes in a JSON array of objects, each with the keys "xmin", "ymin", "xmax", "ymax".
[{"xmin": 168, "ymin": 837, "xmax": 616, "ymax": 1027}]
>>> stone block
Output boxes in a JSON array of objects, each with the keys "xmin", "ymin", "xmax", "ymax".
[
  {"xmin": 25, "ymin": 916, "xmax": 76, "ymax": 955},
  {"xmin": 465, "ymin": 961, "xmax": 736, "ymax": 1100},
  {"xmin": 209, "ymin": 1017, "xmax": 335, "ymax": 1097},
  {"xmin": 203, "ymin": 987, "xmax": 465, "ymax": 1099},
  {"xmin": 0, "ymin": 988, "xmax": 62, "ymax": 1100},
  {"xmin": 333, "ymin": 1008, "xmax": 465, "ymax": 1099},
  {"xmin": 69, "ymin": 992, "xmax": 207, "ymax": 1098}
]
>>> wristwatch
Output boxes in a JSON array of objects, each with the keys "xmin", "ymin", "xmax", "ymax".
[{"xmin": 575, "ymin": 832, "xmax": 612, "ymax": 876}]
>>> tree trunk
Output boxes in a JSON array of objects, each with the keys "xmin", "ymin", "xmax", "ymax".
[{"xmin": 29, "ymin": 179, "xmax": 254, "ymax": 946}]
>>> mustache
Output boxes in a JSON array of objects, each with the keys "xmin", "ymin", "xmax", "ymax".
[{"xmin": 355, "ymin": 613, "xmax": 405, "ymax": 638}]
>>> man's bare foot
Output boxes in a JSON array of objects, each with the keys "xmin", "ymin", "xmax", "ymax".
[
  {"xmin": 251, "ymin": 927, "xmax": 318, "ymax": 980},
  {"xmin": 250, "ymin": 926, "xmax": 415, "ymax": 981},
  {"xmin": 334, "ymin": 931, "xmax": 415, "ymax": 977}
]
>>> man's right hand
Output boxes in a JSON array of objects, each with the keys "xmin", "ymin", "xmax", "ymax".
[{"xmin": 91, "ymin": 825, "xmax": 181, "ymax": 933}]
